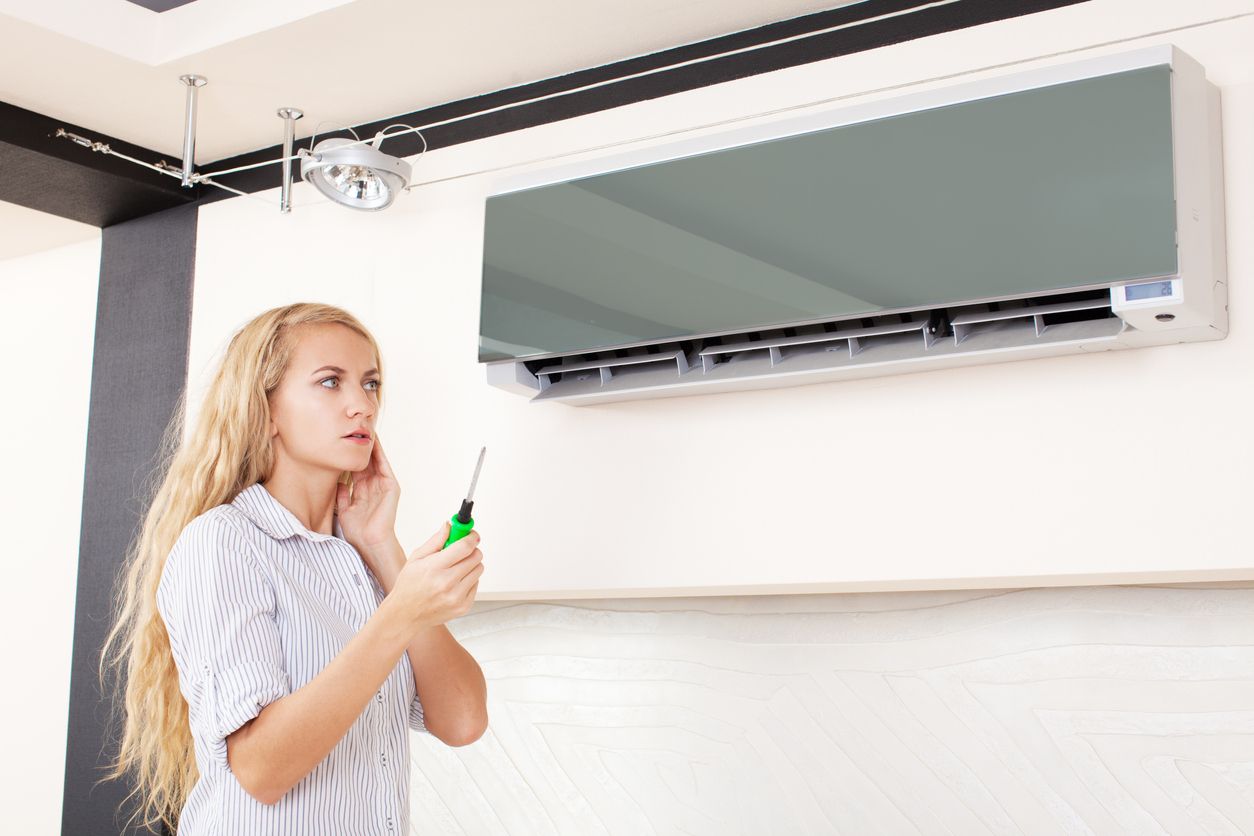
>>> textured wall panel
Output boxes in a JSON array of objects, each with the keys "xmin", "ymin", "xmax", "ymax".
[
  {"xmin": 411, "ymin": 584, "xmax": 1254, "ymax": 835},
  {"xmin": 63, "ymin": 203, "xmax": 196, "ymax": 836}
]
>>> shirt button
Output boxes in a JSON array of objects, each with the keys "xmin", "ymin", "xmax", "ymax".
[
  {"xmin": 381, "ymin": 752, "xmax": 388, "ymax": 766},
  {"xmin": 376, "ymin": 692, "xmax": 384, "ymax": 703}
]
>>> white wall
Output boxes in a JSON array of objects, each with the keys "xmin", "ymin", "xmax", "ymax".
[
  {"xmin": 432, "ymin": 583, "xmax": 1254, "ymax": 835},
  {"xmin": 190, "ymin": 1, "xmax": 1254, "ymax": 599},
  {"xmin": 0, "ymin": 235, "xmax": 101, "ymax": 835}
]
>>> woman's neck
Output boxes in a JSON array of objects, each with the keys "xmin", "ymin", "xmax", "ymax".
[{"xmin": 259, "ymin": 470, "xmax": 339, "ymax": 536}]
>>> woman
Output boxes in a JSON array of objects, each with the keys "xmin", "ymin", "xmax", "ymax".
[{"xmin": 98, "ymin": 303, "xmax": 488, "ymax": 834}]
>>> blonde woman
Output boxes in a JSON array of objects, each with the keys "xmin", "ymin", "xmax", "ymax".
[{"xmin": 98, "ymin": 303, "xmax": 488, "ymax": 834}]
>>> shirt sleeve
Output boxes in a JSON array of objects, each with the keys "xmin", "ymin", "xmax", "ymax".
[
  {"xmin": 408, "ymin": 689, "xmax": 428, "ymax": 733},
  {"xmin": 157, "ymin": 511, "xmax": 291, "ymax": 772}
]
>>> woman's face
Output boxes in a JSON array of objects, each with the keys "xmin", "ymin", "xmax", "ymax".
[{"xmin": 268, "ymin": 323, "xmax": 379, "ymax": 478}]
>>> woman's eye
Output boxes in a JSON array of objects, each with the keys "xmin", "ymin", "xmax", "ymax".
[{"xmin": 320, "ymin": 376, "xmax": 381, "ymax": 391}]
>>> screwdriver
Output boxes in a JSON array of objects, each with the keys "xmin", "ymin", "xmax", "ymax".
[{"xmin": 443, "ymin": 446, "xmax": 486, "ymax": 548}]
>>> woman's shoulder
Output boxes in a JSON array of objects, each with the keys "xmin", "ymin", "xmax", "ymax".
[
  {"xmin": 157, "ymin": 505, "xmax": 279, "ymax": 628},
  {"xmin": 165, "ymin": 503, "xmax": 267, "ymax": 582},
  {"xmin": 176, "ymin": 502, "xmax": 250, "ymax": 545}
]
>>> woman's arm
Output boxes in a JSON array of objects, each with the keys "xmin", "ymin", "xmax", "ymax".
[
  {"xmin": 363, "ymin": 536, "xmax": 488, "ymax": 745},
  {"xmin": 401, "ymin": 623, "xmax": 488, "ymax": 745},
  {"xmin": 225, "ymin": 596, "xmax": 413, "ymax": 805}
]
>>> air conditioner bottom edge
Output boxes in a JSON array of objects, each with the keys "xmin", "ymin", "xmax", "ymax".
[{"xmin": 510, "ymin": 319, "xmax": 1224, "ymax": 406}]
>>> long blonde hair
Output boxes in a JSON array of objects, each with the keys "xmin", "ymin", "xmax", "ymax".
[{"xmin": 97, "ymin": 302, "xmax": 385, "ymax": 833}]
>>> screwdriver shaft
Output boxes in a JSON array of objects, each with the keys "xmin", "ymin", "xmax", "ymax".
[{"xmin": 465, "ymin": 446, "xmax": 486, "ymax": 502}]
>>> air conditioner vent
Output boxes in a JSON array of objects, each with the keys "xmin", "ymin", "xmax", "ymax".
[
  {"xmin": 503, "ymin": 287, "xmax": 1126, "ymax": 404},
  {"xmin": 532, "ymin": 348, "xmax": 689, "ymax": 391},
  {"xmin": 950, "ymin": 291, "xmax": 1115, "ymax": 346}
]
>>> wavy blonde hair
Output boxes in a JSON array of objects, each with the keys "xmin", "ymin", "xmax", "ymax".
[{"xmin": 97, "ymin": 302, "xmax": 385, "ymax": 833}]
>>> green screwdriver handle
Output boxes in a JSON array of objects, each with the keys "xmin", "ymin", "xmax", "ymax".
[{"xmin": 443, "ymin": 499, "xmax": 475, "ymax": 548}]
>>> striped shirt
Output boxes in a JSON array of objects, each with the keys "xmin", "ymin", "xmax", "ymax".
[{"xmin": 157, "ymin": 482, "xmax": 426, "ymax": 835}]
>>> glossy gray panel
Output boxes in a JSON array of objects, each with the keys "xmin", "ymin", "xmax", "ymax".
[{"xmin": 480, "ymin": 65, "xmax": 1176, "ymax": 363}]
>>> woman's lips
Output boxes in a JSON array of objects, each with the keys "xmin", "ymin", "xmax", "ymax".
[{"xmin": 343, "ymin": 436, "xmax": 372, "ymax": 445}]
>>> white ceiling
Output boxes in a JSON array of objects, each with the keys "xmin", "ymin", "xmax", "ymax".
[
  {"xmin": 0, "ymin": 0, "xmax": 852, "ymax": 164},
  {"xmin": 0, "ymin": 0, "xmax": 358, "ymax": 65}
]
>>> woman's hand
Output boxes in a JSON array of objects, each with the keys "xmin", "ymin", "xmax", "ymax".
[
  {"xmin": 336, "ymin": 432, "xmax": 402, "ymax": 561},
  {"xmin": 387, "ymin": 525, "xmax": 484, "ymax": 633}
]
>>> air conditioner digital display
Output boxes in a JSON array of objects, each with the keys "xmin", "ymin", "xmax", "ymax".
[
  {"xmin": 1124, "ymin": 280, "xmax": 1175, "ymax": 301},
  {"xmin": 480, "ymin": 65, "xmax": 1179, "ymax": 364}
]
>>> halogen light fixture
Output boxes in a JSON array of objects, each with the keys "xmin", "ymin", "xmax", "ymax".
[
  {"xmin": 55, "ymin": 75, "xmax": 425, "ymax": 213},
  {"xmin": 301, "ymin": 135, "xmax": 413, "ymax": 211}
]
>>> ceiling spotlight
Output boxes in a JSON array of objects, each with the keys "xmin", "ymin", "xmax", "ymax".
[{"xmin": 300, "ymin": 134, "xmax": 412, "ymax": 211}]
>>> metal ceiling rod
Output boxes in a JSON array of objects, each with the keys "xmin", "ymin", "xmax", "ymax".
[
  {"xmin": 276, "ymin": 108, "xmax": 303, "ymax": 213},
  {"xmin": 178, "ymin": 74, "xmax": 207, "ymax": 188}
]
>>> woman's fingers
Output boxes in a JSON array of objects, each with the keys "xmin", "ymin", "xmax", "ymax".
[
  {"xmin": 360, "ymin": 434, "xmax": 380, "ymax": 478},
  {"xmin": 407, "ymin": 515, "xmax": 484, "ymax": 566},
  {"xmin": 373, "ymin": 433, "xmax": 397, "ymax": 480},
  {"xmin": 409, "ymin": 520, "xmax": 453, "ymax": 560},
  {"xmin": 453, "ymin": 548, "xmax": 483, "ymax": 584},
  {"xmin": 454, "ymin": 560, "xmax": 484, "ymax": 601},
  {"xmin": 357, "ymin": 442, "xmax": 378, "ymax": 480}
]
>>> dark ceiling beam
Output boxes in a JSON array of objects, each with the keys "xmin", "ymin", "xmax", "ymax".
[{"xmin": 0, "ymin": 100, "xmax": 200, "ymax": 227}]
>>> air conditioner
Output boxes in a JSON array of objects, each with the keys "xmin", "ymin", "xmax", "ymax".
[{"xmin": 480, "ymin": 45, "xmax": 1226, "ymax": 406}]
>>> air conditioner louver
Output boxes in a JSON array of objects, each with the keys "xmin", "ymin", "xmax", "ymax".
[{"xmin": 507, "ymin": 289, "xmax": 1125, "ymax": 404}]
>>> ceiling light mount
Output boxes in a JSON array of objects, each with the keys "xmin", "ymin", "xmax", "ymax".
[
  {"xmin": 276, "ymin": 107, "xmax": 304, "ymax": 213},
  {"xmin": 54, "ymin": 74, "xmax": 424, "ymax": 214},
  {"xmin": 177, "ymin": 74, "xmax": 207, "ymax": 188}
]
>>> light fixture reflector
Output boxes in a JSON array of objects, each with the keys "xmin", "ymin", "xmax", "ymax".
[{"xmin": 301, "ymin": 137, "xmax": 411, "ymax": 210}]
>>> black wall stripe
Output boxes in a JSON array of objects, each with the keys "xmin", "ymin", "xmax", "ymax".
[{"xmin": 62, "ymin": 203, "xmax": 197, "ymax": 836}]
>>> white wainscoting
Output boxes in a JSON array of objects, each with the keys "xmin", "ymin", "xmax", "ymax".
[{"xmin": 411, "ymin": 583, "xmax": 1254, "ymax": 835}]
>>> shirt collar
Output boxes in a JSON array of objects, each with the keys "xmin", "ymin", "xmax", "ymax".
[{"xmin": 231, "ymin": 482, "xmax": 346, "ymax": 543}]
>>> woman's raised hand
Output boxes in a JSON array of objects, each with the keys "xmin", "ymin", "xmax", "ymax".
[
  {"xmin": 387, "ymin": 523, "xmax": 484, "ymax": 633},
  {"xmin": 336, "ymin": 432, "xmax": 401, "ymax": 555}
]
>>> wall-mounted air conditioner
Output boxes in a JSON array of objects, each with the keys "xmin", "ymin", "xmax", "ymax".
[{"xmin": 479, "ymin": 45, "xmax": 1226, "ymax": 406}]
